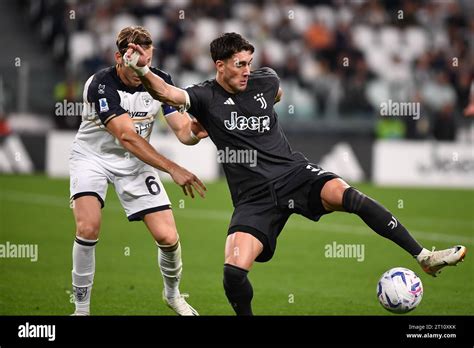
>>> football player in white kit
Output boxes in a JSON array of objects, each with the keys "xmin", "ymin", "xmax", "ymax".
[{"xmin": 69, "ymin": 26, "xmax": 207, "ymax": 315}]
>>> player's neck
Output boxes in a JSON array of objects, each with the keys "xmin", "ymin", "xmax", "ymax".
[{"xmin": 216, "ymin": 75, "xmax": 236, "ymax": 94}]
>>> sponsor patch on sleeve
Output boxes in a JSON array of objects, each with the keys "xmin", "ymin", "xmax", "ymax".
[{"xmin": 99, "ymin": 98, "xmax": 109, "ymax": 113}]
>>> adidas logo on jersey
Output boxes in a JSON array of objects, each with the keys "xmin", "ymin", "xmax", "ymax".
[
  {"xmin": 224, "ymin": 97, "xmax": 235, "ymax": 105},
  {"xmin": 306, "ymin": 164, "xmax": 327, "ymax": 176}
]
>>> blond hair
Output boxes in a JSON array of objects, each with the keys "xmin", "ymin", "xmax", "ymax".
[{"xmin": 116, "ymin": 26, "xmax": 153, "ymax": 55}]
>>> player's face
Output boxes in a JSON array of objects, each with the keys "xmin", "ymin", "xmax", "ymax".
[
  {"xmin": 115, "ymin": 46, "xmax": 153, "ymax": 87},
  {"xmin": 220, "ymin": 51, "xmax": 253, "ymax": 93}
]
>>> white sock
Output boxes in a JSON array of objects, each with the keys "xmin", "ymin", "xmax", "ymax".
[
  {"xmin": 72, "ymin": 236, "xmax": 97, "ymax": 314},
  {"xmin": 416, "ymin": 248, "xmax": 430, "ymax": 262},
  {"xmin": 157, "ymin": 239, "xmax": 182, "ymax": 299}
]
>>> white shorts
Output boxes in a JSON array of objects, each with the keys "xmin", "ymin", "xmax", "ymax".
[{"xmin": 69, "ymin": 148, "xmax": 171, "ymax": 221}]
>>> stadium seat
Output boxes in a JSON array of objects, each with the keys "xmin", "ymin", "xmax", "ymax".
[
  {"xmin": 261, "ymin": 3, "xmax": 282, "ymax": 28},
  {"xmin": 352, "ymin": 25, "xmax": 375, "ymax": 51},
  {"xmin": 364, "ymin": 48, "xmax": 390, "ymax": 77},
  {"xmin": 142, "ymin": 15, "xmax": 164, "ymax": 41},
  {"xmin": 195, "ymin": 52, "xmax": 215, "ymax": 74},
  {"xmin": 314, "ymin": 5, "xmax": 336, "ymax": 30},
  {"xmin": 379, "ymin": 26, "xmax": 402, "ymax": 54},
  {"xmin": 195, "ymin": 18, "xmax": 219, "ymax": 50},
  {"xmin": 69, "ymin": 32, "xmax": 95, "ymax": 66},
  {"xmin": 278, "ymin": 82, "xmax": 317, "ymax": 120},
  {"xmin": 405, "ymin": 26, "xmax": 428, "ymax": 58},
  {"xmin": 432, "ymin": 29, "xmax": 450, "ymax": 51},
  {"xmin": 366, "ymin": 79, "xmax": 390, "ymax": 109},
  {"xmin": 299, "ymin": 53, "xmax": 322, "ymax": 84},
  {"xmin": 288, "ymin": 5, "xmax": 313, "ymax": 34},
  {"xmin": 221, "ymin": 20, "xmax": 247, "ymax": 38},
  {"xmin": 231, "ymin": 2, "xmax": 259, "ymax": 21},
  {"xmin": 177, "ymin": 70, "xmax": 207, "ymax": 91},
  {"xmin": 262, "ymin": 39, "xmax": 287, "ymax": 67},
  {"xmin": 98, "ymin": 32, "xmax": 116, "ymax": 52},
  {"xmin": 336, "ymin": 6, "xmax": 353, "ymax": 25},
  {"xmin": 112, "ymin": 14, "xmax": 140, "ymax": 37},
  {"xmin": 165, "ymin": 0, "xmax": 191, "ymax": 9}
]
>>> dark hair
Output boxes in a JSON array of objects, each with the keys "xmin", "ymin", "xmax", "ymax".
[
  {"xmin": 210, "ymin": 33, "xmax": 255, "ymax": 62},
  {"xmin": 116, "ymin": 26, "xmax": 153, "ymax": 56}
]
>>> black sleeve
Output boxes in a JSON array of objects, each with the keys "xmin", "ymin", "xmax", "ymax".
[
  {"xmin": 185, "ymin": 83, "xmax": 211, "ymax": 123},
  {"xmin": 152, "ymin": 68, "xmax": 177, "ymax": 116},
  {"xmin": 259, "ymin": 67, "xmax": 280, "ymax": 99},
  {"xmin": 87, "ymin": 75, "xmax": 127, "ymax": 126}
]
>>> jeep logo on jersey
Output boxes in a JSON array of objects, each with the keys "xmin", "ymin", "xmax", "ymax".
[{"xmin": 224, "ymin": 112, "xmax": 270, "ymax": 133}]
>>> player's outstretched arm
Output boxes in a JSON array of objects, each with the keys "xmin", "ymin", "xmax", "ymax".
[
  {"xmin": 165, "ymin": 112, "xmax": 208, "ymax": 145},
  {"xmin": 107, "ymin": 114, "xmax": 206, "ymax": 198},
  {"xmin": 124, "ymin": 43, "xmax": 189, "ymax": 112}
]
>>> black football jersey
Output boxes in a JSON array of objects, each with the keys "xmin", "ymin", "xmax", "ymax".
[{"xmin": 185, "ymin": 67, "xmax": 307, "ymax": 205}]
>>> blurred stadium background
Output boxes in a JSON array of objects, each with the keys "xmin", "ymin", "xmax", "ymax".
[{"xmin": 0, "ymin": 0, "xmax": 473, "ymax": 315}]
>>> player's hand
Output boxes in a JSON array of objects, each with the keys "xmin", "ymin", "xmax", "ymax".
[
  {"xmin": 191, "ymin": 119, "xmax": 208, "ymax": 139},
  {"xmin": 124, "ymin": 43, "xmax": 151, "ymax": 76},
  {"xmin": 169, "ymin": 164, "xmax": 206, "ymax": 199}
]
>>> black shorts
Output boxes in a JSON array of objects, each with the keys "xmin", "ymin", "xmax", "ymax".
[{"xmin": 228, "ymin": 163, "xmax": 339, "ymax": 263}]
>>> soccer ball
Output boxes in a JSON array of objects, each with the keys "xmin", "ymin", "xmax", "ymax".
[{"xmin": 377, "ymin": 267, "xmax": 423, "ymax": 314}]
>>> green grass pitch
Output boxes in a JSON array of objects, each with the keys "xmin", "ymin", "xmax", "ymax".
[{"xmin": 0, "ymin": 175, "xmax": 473, "ymax": 315}]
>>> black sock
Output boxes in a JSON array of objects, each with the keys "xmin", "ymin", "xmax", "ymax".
[
  {"xmin": 223, "ymin": 263, "xmax": 253, "ymax": 316},
  {"xmin": 342, "ymin": 187, "xmax": 423, "ymax": 256}
]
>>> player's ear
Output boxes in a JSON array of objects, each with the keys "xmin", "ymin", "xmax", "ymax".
[
  {"xmin": 215, "ymin": 60, "xmax": 225, "ymax": 73},
  {"xmin": 115, "ymin": 51, "xmax": 123, "ymax": 66}
]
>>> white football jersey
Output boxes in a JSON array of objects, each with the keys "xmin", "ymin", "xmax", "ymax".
[{"xmin": 72, "ymin": 66, "xmax": 177, "ymax": 176}]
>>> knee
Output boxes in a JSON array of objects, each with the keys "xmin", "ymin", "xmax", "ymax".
[
  {"xmin": 76, "ymin": 221, "xmax": 100, "ymax": 240},
  {"xmin": 155, "ymin": 233, "xmax": 179, "ymax": 247},
  {"xmin": 321, "ymin": 178, "xmax": 350, "ymax": 211},
  {"xmin": 224, "ymin": 253, "xmax": 239, "ymax": 268},
  {"xmin": 224, "ymin": 251, "xmax": 256, "ymax": 270}
]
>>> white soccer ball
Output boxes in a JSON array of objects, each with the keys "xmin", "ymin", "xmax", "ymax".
[{"xmin": 377, "ymin": 267, "xmax": 423, "ymax": 314}]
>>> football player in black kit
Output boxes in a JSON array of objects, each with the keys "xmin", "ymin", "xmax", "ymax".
[{"xmin": 123, "ymin": 32, "xmax": 466, "ymax": 315}]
